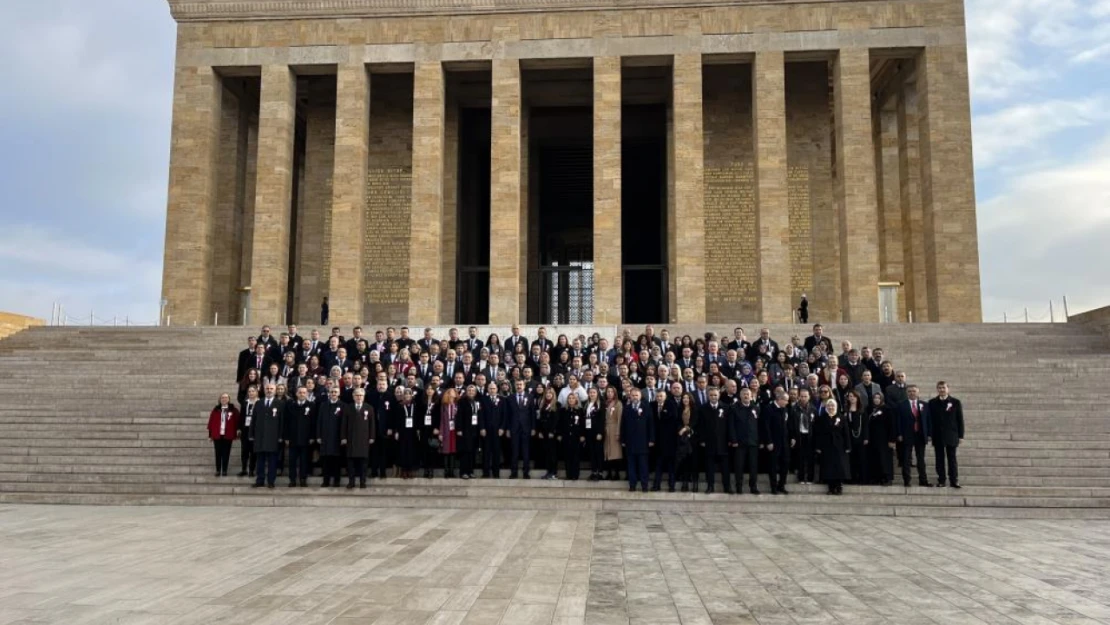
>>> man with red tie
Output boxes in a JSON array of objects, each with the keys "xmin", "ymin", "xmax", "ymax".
[{"xmin": 896, "ymin": 385, "xmax": 932, "ymax": 487}]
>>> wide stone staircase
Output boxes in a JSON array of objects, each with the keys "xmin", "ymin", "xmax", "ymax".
[{"xmin": 0, "ymin": 323, "xmax": 1108, "ymax": 518}]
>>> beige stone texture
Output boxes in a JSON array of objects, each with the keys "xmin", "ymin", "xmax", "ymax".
[
  {"xmin": 162, "ymin": 65, "xmax": 221, "ymax": 326},
  {"xmin": 249, "ymin": 65, "xmax": 297, "ymax": 325},
  {"xmin": 753, "ymin": 51, "xmax": 791, "ymax": 323},
  {"xmin": 440, "ymin": 92, "xmax": 459, "ymax": 323},
  {"xmin": 592, "ymin": 56, "xmax": 622, "ymax": 325},
  {"xmin": 209, "ymin": 86, "xmax": 242, "ymax": 325},
  {"xmin": 327, "ymin": 63, "xmax": 369, "ymax": 325},
  {"xmin": 785, "ymin": 62, "xmax": 833, "ymax": 322},
  {"xmin": 917, "ymin": 44, "xmax": 982, "ymax": 322},
  {"xmin": 876, "ymin": 104, "xmax": 906, "ymax": 321},
  {"xmin": 297, "ymin": 82, "xmax": 336, "ymax": 324},
  {"xmin": 702, "ymin": 64, "xmax": 755, "ymax": 323},
  {"xmin": 238, "ymin": 112, "xmax": 259, "ymax": 311},
  {"xmin": 672, "ymin": 53, "xmax": 706, "ymax": 324},
  {"xmin": 898, "ymin": 80, "xmax": 928, "ymax": 323},
  {"xmin": 833, "ymin": 48, "xmax": 880, "ymax": 322},
  {"xmin": 489, "ymin": 58, "xmax": 524, "ymax": 325},
  {"xmin": 408, "ymin": 61, "xmax": 447, "ymax": 325}
]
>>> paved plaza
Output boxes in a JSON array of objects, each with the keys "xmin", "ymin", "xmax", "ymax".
[{"xmin": 1, "ymin": 505, "xmax": 1109, "ymax": 625}]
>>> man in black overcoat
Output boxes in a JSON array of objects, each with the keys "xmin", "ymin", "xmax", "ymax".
[
  {"xmin": 762, "ymin": 391, "xmax": 793, "ymax": 495},
  {"xmin": 251, "ymin": 382, "xmax": 284, "ymax": 488},
  {"xmin": 345, "ymin": 388, "xmax": 376, "ymax": 489},
  {"xmin": 727, "ymin": 387, "xmax": 761, "ymax": 495},
  {"xmin": 317, "ymin": 386, "xmax": 349, "ymax": 488},
  {"xmin": 927, "ymin": 381, "xmax": 964, "ymax": 488},
  {"xmin": 284, "ymin": 386, "xmax": 316, "ymax": 487},
  {"xmin": 698, "ymin": 388, "xmax": 731, "ymax": 494}
]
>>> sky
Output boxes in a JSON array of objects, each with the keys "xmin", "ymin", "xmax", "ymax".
[{"xmin": 0, "ymin": 0, "xmax": 1107, "ymax": 325}]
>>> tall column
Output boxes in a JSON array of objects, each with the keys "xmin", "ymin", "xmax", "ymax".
[
  {"xmin": 161, "ymin": 66, "xmax": 221, "ymax": 326},
  {"xmin": 408, "ymin": 61, "xmax": 446, "ymax": 325},
  {"xmin": 876, "ymin": 103, "xmax": 905, "ymax": 321},
  {"xmin": 753, "ymin": 51, "xmax": 791, "ymax": 323},
  {"xmin": 249, "ymin": 65, "xmax": 297, "ymax": 325},
  {"xmin": 897, "ymin": 80, "xmax": 928, "ymax": 320},
  {"xmin": 833, "ymin": 48, "xmax": 880, "ymax": 322},
  {"xmin": 327, "ymin": 62, "xmax": 370, "ymax": 325},
  {"xmin": 917, "ymin": 45, "xmax": 982, "ymax": 322},
  {"xmin": 672, "ymin": 53, "xmax": 705, "ymax": 324},
  {"xmin": 593, "ymin": 56, "xmax": 622, "ymax": 324},
  {"xmin": 297, "ymin": 84, "xmax": 336, "ymax": 325},
  {"xmin": 489, "ymin": 58, "xmax": 524, "ymax": 324}
]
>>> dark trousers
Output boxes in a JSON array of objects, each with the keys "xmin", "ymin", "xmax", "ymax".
[
  {"xmin": 873, "ymin": 443, "xmax": 894, "ymax": 484},
  {"xmin": 483, "ymin": 434, "xmax": 502, "ymax": 476},
  {"xmin": 653, "ymin": 453, "xmax": 676, "ymax": 490},
  {"xmin": 589, "ymin": 437, "xmax": 604, "ymax": 474},
  {"xmin": 254, "ymin": 451, "xmax": 278, "ymax": 485},
  {"xmin": 371, "ymin": 433, "xmax": 388, "ymax": 477},
  {"xmin": 287, "ymin": 445, "xmax": 309, "ymax": 483},
  {"xmin": 679, "ymin": 447, "xmax": 698, "ymax": 485},
  {"xmin": 627, "ymin": 452, "xmax": 648, "ymax": 489},
  {"xmin": 510, "ymin": 431, "xmax": 531, "ymax": 476},
  {"xmin": 240, "ymin": 438, "xmax": 255, "ymax": 474},
  {"xmin": 460, "ymin": 449, "xmax": 475, "ymax": 476},
  {"xmin": 565, "ymin": 439, "xmax": 582, "ymax": 480},
  {"xmin": 543, "ymin": 436, "xmax": 558, "ymax": 475},
  {"xmin": 705, "ymin": 452, "xmax": 731, "ymax": 492},
  {"xmin": 770, "ymin": 446, "xmax": 790, "ymax": 490},
  {"xmin": 902, "ymin": 434, "xmax": 928, "ymax": 485},
  {"xmin": 321, "ymin": 455, "xmax": 341, "ymax": 485},
  {"xmin": 732, "ymin": 445, "xmax": 758, "ymax": 493},
  {"xmin": 796, "ymin": 433, "xmax": 814, "ymax": 482},
  {"xmin": 935, "ymin": 444, "xmax": 959, "ymax": 485},
  {"xmin": 213, "ymin": 440, "xmax": 232, "ymax": 474},
  {"xmin": 850, "ymin": 439, "xmax": 869, "ymax": 483},
  {"xmin": 347, "ymin": 456, "xmax": 368, "ymax": 485}
]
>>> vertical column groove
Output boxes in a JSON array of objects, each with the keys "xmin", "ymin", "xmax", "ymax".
[{"xmin": 754, "ymin": 51, "xmax": 791, "ymax": 323}]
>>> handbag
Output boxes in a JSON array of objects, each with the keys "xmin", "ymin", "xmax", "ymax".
[{"xmin": 428, "ymin": 436, "xmax": 441, "ymax": 450}]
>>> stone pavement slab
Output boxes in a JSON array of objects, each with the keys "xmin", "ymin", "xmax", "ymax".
[{"xmin": 1, "ymin": 505, "xmax": 1109, "ymax": 625}]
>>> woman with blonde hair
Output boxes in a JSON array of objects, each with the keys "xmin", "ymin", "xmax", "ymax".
[{"xmin": 603, "ymin": 385, "xmax": 623, "ymax": 481}]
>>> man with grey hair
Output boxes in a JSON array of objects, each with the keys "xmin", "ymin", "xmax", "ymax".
[
  {"xmin": 251, "ymin": 383, "xmax": 285, "ymax": 489},
  {"xmin": 346, "ymin": 388, "xmax": 376, "ymax": 489}
]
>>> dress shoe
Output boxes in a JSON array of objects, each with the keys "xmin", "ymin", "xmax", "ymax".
[
  {"xmin": 950, "ymin": 482, "xmax": 961, "ymax": 489},
  {"xmin": 215, "ymin": 471, "xmax": 221, "ymax": 477},
  {"xmin": 724, "ymin": 487, "xmax": 734, "ymax": 495},
  {"xmin": 346, "ymin": 482, "xmax": 355, "ymax": 490},
  {"xmin": 299, "ymin": 480, "xmax": 308, "ymax": 487},
  {"xmin": 359, "ymin": 481, "xmax": 367, "ymax": 489},
  {"xmin": 288, "ymin": 482, "xmax": 296, "ymax": 488},
  {"xmin": 668, "ymin": 485, "xmax": 675, "ymax": 493},
  {"xmin": 509, "ymin": 473, "xmax": 518, "ymax": 479},
  {"xmin": 779, "ymin": 488, "xmax": 789, "ymax": 495},
  {"xmin": 935, "ymin": 481, "xmax": 946, "ymax": 488},
  {"xmin": 237, "ymin": 471, "xmax": 247, "ymax": 477},
  {"xmin": 920, "ymin": 482, "xmax": 933, "ymax": 487},
  {"xmin": 651, "ymin": 485, "xmax": 661, "ymax": 492},
  {"xmin": 523, "ymin": 473, "xmax": 531, "ymax": 479},
  {"xmin": 680, "ymin": 482, "xmax": 689, "ymax": 492},
  {"xmin": 705, "ymin": 487, "xmax": 714, "ymax": 494},
  {"xmin": 751, "ymin": 489, "xmax": 761, "ymax": 495},
  {"xmin": 221, "ymin": 471, "xmax": 228, "ymax": 477},
  {"xmin": 904, "ymin": 481, "xmax": 911, "ymax": 487},
  {"xmin": 629, "ymin": 486, "xmax": 636, "ymax": 492},
  {"xmin": 267, "ymin": 484, "xmax": 275, "ymax": 489},
  {"xmin": 251, "ymin": 483, "xmax": 264, "ymax": 488}
]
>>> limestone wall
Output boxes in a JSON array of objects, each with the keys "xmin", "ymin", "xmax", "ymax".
[{"xmin": 0, "ymin": 312, "xmax": 45, "ymax": 341}]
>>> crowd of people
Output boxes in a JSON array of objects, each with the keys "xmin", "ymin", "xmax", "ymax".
[{"xmin": 208, "ymin": 323, "xmax": 966, "ymax": 495}]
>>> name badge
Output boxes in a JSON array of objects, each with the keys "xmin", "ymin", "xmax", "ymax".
[
  {"xmin": 425, "ymin": 414, "xmax": 432, "ymax": 426},
  {"xmin": 586, "ymin": 418, "xmax": 592, "ymax": 430},
  {"xmin": 449, "ymin": 419, "xmax": 455, "ymax": 430},
  {"xmin": 472, "ymin": 415, "xmax": 478, "ymax": 426},
  {"xmin": 244, "ymin": 417, "xmax": 252, "ymax": 427},
  {"xmin": 406, "ymin": 417, "xmax": 413, "ymax": 428}
]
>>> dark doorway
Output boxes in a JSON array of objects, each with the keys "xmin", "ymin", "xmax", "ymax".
[
  {"xmin": 456, "ymin": 107, "xmax": 492, "ymax": 324},
  {"xmin": 622, "ymin": 103, "xmax": 668, "ymax": 323},
  {"xmin": 527, "ymin": 106, "xmax": 594, "ymax": 324}
]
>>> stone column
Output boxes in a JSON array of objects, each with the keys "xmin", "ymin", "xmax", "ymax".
[
  {"xmin": 753, "ymin": 51, "xmax": 791, "ymax": 323},
  {"xmin": 876, "ymin": 103, "xmax": 905, "ymax": 321},
  {"xmin": 917, "ymin": 45, "xmax": 982, "ymax": 322},
  {"xmin": 161, "ymin": 66, "xmax": 221, "ymax": 326},
  {"xmin": 249, "ymin": 65, "xmax": 297, "ymax": 325},
  {"xmin": 407, "ymin": 61, "xmax": 447, "ymax": 325},
  {"xmin": 297, "ymin": 84, "xmax": 336, "ymax": 325},
  {"xmin": 897, "ymin": 80, "xmax": 928, "ymax": 321},
  {"xmin": 327, "ymin": 62, "xmax": 370, "ymax": 325},
  {"xmin": 672, "ymin": 53, "xmax": 705, "ymax": 324},
  {"xmin": 593, "ymin": 56, "xmax": 622, "ymax": 324},
  {"xmin": 489, "ymin": 58, "xmax": 524, "ymax": 325},
  {"xmin": 210, "ymin": 86, "xmax": 242, "ymax": 325},
  {"xmin": 833, "ymin": 48, "xmax": 880, "ymax": 322}
]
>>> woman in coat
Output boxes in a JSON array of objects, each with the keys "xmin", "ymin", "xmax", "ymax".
[
  {"xmin": 815, "ymin": 398, "xmax": 851, "ymax": 495},
  {"xmin": 583, "ymin": 387, "xmax": 606, "ymax": 481},
  {"xmin": 418, "ymin": 385, "xmax": 439, "ymax": 479},
  {"xmin": 207, "ymin": 393, "xmax": 239, "ymax": 477},
  {"xmin": 238, "ymin": 369, "xmax": 261, "ymax": 407},
  {"xmin": 676, "ymin": 393, "xmax": 698, "ymax": 491},
  {"xmin": 537, "ymin": 388, "xmax": 561, "ymax": 480},
  {"xmin": 392, "ymin": 388, "xmax": 419, "ymax": 479},
  {"xmin": 652, "ymin": 390, "xmax": 680, "ymax": 492},
  {"xmin": 455, "ymin": 385, "xmax": 482, "ymax": 480},
  {"xmin": 560, "ymin": 393, "xmax": 586, "ymax": 480},
  {"xmin": 603, "ymin": 386, "xmax": 624, "ymax": 481},
  {"xmin": 868, "ymin": 392, "xmax": 895, "ymax": 486},
  {"xmin": 845, "ymin": 390, "xmax": 869, "ymax": 484},
  {"xmin": 436, "ymin": 388, "xmax": 459, "ymax": 478}
]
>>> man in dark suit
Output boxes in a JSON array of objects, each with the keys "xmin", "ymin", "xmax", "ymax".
[
  {"xmin": 620, "ymin": 388, "xmax": 655, "ymax": 492},
  {"xmin": 504, "ymin": 325, "xmax": 529, "ymax": 356},
  {"xmin": 761, "ymin": 391, "xmax": 792, "ymax": 495},
  {"xmin": 531, "ymin": 327, "xmax": 552, "ymax": 353},
  {"xmin": 727, "ymin": 388, "xmax": 761, "ymax": 495},
  {"xmin": 465, "ymin": 326, "xmax": 484, "ymax": 355},
  {"xmin": 927, "ymin": 381, "xmax": 964, "ymax": 488},
  {"xmin": 698, "ymin": 388, "xmax": 731, "ymax": 494},
  {"xmin": 418, "ymin": 327, "xmax": 437, "ymax": 353},
  {"xmin": 747, "ymin": 328, "xmax": 779, "ymax": 363},
  {"xmin": 346, "ymin": 388, "xmax": 376, "ymax": 489},
  {"xmin": 506, "ymin": 379, "xmax": 534, "ymax": 479},
  {"xmin": 237, "ymin": 336, "xmax": 258, "ymax": 382},
  {"xmin": 255, "ymin": 325, "xmax": 278, "ymax": 353},
  {"xmin": 251, "ymin": 383, "xmax": 285, "ymax": 488},
  {"xmin": 896, "ymin": 384, "xmax": 932, "ymax": 487},
  {"xmin": 248, "ymin": 344, "xmax": 273, "ymax": 379},
  {"xmin": 286, "ymin": 325, "xmax": 304, "ymax": 352},
  {"xmin": 803, "ymin": 324, "xmax": 834, "ymax": 354},
  {"xmin": 344, "ymin": 327, "xmax": 367, "ymax": 357},
  {"xmin": 284, "ymin": 386, "xmax": 316, "ymax": 487}
]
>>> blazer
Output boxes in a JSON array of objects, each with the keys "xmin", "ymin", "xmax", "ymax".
[
  {"xmin": 927, "ymin": 396, "xmax": 964, "ymax": 447},
  {"xmin": 896, "ymin": 398, "xmax": 932, "ymax": 440},
  {"xmin": 207, "ymin": 406, "xmax": 239, "ymax": 441}
]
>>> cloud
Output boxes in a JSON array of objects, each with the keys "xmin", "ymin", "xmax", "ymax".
[
  {"xmin": 978, "ymin": 132, "xmax": 1110, "ymax": 320},
  {"xmin": 972, "ymin": 96, "xmax": 1110, "ymax": 169}
]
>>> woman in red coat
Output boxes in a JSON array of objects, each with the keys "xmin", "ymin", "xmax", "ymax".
[
  {"xmin": 436, "ymin": 388, "xmax": 460, "ymax": 478},
  {"xmin": 207, "ymin": 393, "xmax": 239, "ymax": 477}
]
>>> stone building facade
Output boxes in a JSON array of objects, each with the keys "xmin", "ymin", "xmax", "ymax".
[{"xmin": 160, "ymin": 0, "xmax": 982, "ymax": 327}]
